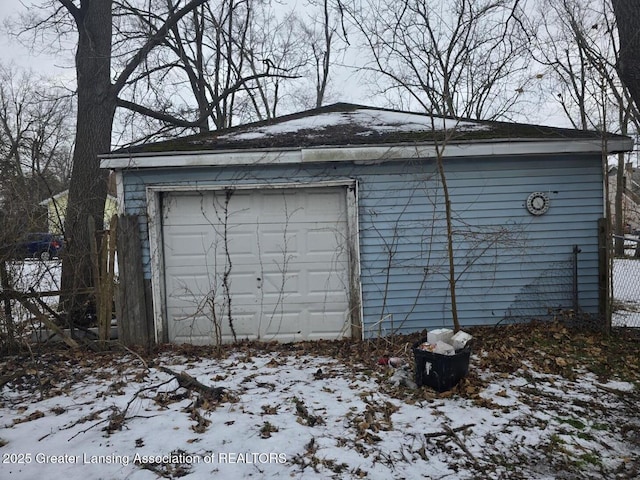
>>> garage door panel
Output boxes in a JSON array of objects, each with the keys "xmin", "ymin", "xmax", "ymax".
[
  {"xmin": 305, "ymin": 252, "xmax": 345, "ymax": 265},
  {"xmin": 307, "ymin": 229, "xmax": 344, "ymax": 251},
  {"xmin": 226, "ymin": 231, "xmax": 258, "ymax": 257},
  {"xmin": 307, "ymin": 310, "xmax": 350, "ymax": 334},
  {"xmin": 257, "ymin": 231, "xmax": 299, "ymax": 256},
  {"xmin": 166, "ymin": 301, "xmax": 211, "ymax": 318},
  {"xmin": 163, "ymin": 196, "xmax": 217, "ymax": 226},
  {"xmin": 167, "ymin": 273, "xmax": 216, "ymax": 298},
  {"xmin": 163, "ymin": 229, "xmax": 215, "ymax": 255},
  {"xmin": 170, "ymin": 314, "xmax": 214, "ymax": 345},
  {"xmin": 257, "ymin": 191, "xmax": 303, "ymax": 215},
  {"xmin": 224, "ymin": 312, "xmax": 259, "ymax": 337},
  {"xmin": 163, "ymin": 192, "xmax": 246, "ymax": 226},
  {"xmin": 171, "ymin": 314, "xmax": 260, "ymax": 345},
  {"xmin": 259, "ymin": 256, "xmax": 300, "ymax": 273},
  {"xmin": 227, "ymin": 291, "xmax": 257, "ymax": 304},
  {"xmin": 260, "ymin": 295, "xmax": 305, "ymax": 308},
  {"xmin": 164, "ymin": 230, "xmax": 259, "ymax": 260},
  {"xmin": 170, "ymin": 279, "xmax": 259, "ymax": 304},
  {"xmin": 260, "ymin": 272, "xmax": 300, "ymax": 295},
  {"xmin": 162, "ymin": 187, "xmax": 352, "ymax": 344},
  {"xmin": 308, "ymin": 270, "xmax": 347, "ymax": 294},
  {"xmin": 262, "ymin": 312, "xmax": 304, "ymax": 338},
  {"xmin": 164, "ymin": 256, "xmax": 218, "ymax": 268},
  {"xmin": 166, "ymin": 300, "xmax": 208, "ymax": 315},
  {"xmin": 223, "ymin": 269, "xmax": 257, "ymax": 285}
]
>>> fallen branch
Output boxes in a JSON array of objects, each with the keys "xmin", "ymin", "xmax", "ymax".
[
  {"xmin": 442, "ymin": 424, "xmax": 482, "ymax": 469},
  {"xmin": 60, "ymin": 365, "xmax": 225, "ymax": 440},
  {"xmin": 65, "ymin": 407, "xmax": 117, "ymax": 440},
  {"xmin": 15, "ymin": 295, "xmax": 79, "ymax": 349},
  {"xmin": 65, "ymin": 378, "xmax": 175, "ymax": 440},
  {"xmin": 121, "ymin": 344, "xmax": 151, "ymax": 371},
  {"xmin": 104, "ymin": 378, "xmax": 178, "ymax": 434},
  {"xmin": 424, "ymin": 423, "xmax": 475, "ymax": 438},
  {"xmin": 424, "ymin": 423, "xmax": 483, "ymax": 471},
  {"xmin": 157, "ymin": 366, "xmax": 225, "ymax": 401}
]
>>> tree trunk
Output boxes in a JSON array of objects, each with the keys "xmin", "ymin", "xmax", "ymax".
[
  {"xmin": 435, "ymin": 151, "xmax": 460, "ymax": 332},
  {"xmin": 612, "ymin": 0, "xmax": 640, "ymax": 112},
  {"xmin": 60, "ymin": 0, "xmax": 116, "ymax": 324},
  {"xmin": 57, "ymin": 0, "xmax": 209, "ymax": 326}
]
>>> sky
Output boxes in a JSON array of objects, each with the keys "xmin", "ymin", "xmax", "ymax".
[
  {"xmin": 0, "ymin": 1, "xmax": 68, "ymax": 73},
  {"xmin": 0, "ymin": 0, "xmax": 575, "ymax": 130}
]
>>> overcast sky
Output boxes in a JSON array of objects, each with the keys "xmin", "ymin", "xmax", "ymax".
[
  {"xmin": 0, "ymin": 0, "xmax": 575, "ymax": 130},
  {"xmin": 1, "ymin": 1, "xmax": 34, "ymax": 67},
  {"xmin": 0, "ymin": 1, "xmax": 71, "ymax": 76}
]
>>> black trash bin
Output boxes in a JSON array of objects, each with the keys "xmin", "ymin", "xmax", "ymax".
[{"xmin": 413, "ymin": 339, "xmax": 471, "ymax": 392}]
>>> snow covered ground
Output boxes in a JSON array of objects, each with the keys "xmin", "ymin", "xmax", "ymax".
[
  {"xmin": 1, "ymin": 328, "xmax": 639, "ymax": 480},
  {"xmin": 2, "ymin": 258, "xmax": 639, "ymax": 479}
]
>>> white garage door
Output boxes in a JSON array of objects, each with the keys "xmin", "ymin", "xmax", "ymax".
[{"xmin": 161, "ymin": 187, "xmax": 352, "ymax": 344}]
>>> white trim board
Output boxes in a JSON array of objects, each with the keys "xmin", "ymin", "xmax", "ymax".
[{"xmin": 101, "ymin": 138, "xmax": 633, "ymax": 170}]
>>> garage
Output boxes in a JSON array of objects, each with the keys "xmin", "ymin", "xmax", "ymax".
[
  {"xmin": 160, "ymin": 186, "xmax": 354, "ymax": 344},
  {"xmin": 102, "ymin": 103, "xmax": 633, "ymax": 346}
]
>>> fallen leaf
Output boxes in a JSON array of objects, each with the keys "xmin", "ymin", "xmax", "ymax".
[{"xmin": 555, "ymin": 357, "xmax": 568, "ymax": 367}]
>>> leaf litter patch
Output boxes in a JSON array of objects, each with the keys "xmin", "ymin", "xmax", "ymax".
[{"xmin": 0, "ymin": 321, "xmax": 639, "ymax": 479}]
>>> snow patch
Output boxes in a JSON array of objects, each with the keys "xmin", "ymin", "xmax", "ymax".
[{"xmin": 216, "ymin": 108, "xmax": 490, "ymax": 142}]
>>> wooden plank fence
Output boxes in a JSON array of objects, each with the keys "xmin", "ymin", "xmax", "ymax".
[
  {"xmin": 115, "ymin": 214, "xmax": 153, "ymax": 350},
  {"xmin": 1, "ymin": 214, "xmax": 152, "ymax": 351}
]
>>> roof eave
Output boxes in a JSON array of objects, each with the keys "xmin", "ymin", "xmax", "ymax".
[{"xmin": 100, "ymin": 137, "xmax": 634, "ymax": 170}]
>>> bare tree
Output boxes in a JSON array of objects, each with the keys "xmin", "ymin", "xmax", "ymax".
[
  {"xmin": 533, "ymin": 0, "xmax": 599, "ymax": 130},
  {"xmin": 533, "ymin": 0, "xmax": 638, "ymax": 130},
  {"xmin": 6, "ymin": 0, "xmax": 323, "ymax": 326},
  {"xmin": 237, "ymin": 7, "xmax": 310, "ymax": 120},
  {"xmin": 8, "ymin": 0, "xmax": 210, "ymax": 323},
  {"xmin": 533, "ymin": 0, "xmax": 639, "ymax": 255},
  {"xmin": 109, "ymin": 0, "xmax": 305, "ymax": 144},
  {"xmin": 114, "ymin": 0, "xmax": 257, "ymax": 133},
  {"xmin": 297, "ymin": 0, "xmax": 347, "ymax": 108},
  {"xmin": 0, "ymin": 64, "xmax": 72, "ymax": 246},
  {"xmin": 344, "ymin": 0, "xmax": 533, "ymax": 119},
  {"xmin": 0, "ymin": 64, "xmax": 73, "ymax": 350}
]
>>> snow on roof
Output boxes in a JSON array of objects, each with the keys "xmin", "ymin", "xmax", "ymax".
[
  {"xmin": 108, "ymin": 103, "xmax": 633, "ymax": 156},
  {"xmin": 218, "ymin": 108, "xmax": 488, "ymax": 142}
]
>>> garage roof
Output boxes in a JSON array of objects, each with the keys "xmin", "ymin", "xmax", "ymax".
[{"xmin": 102, "ymin": 103, "xmax": 634, "ymax": 169}]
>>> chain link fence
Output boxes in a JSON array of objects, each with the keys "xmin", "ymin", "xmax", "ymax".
[{"xmin": 612, "ymin": 236, "xmax": 640, "ymax": 328}]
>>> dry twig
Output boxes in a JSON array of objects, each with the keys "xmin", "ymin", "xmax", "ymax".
[{"xmin": 157, "ymin": 366, "xmax": 225, "ymax": 401}]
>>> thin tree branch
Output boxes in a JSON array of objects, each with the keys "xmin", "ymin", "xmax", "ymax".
[
  {"xmin": 58, "ymin": 0, "xmax": 82, "ymax": 24},
  {"xmin": 112, "ymin": 0, "xmax": 208, "ymax": 96},
  {"xmin": 117, "ymin": 70, "xmax": 298, "ymax": 129}
]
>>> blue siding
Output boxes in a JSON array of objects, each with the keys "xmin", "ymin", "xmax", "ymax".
[{"xmin": 120, "ymin": 153, "xmax": 603, "ymax": 336}]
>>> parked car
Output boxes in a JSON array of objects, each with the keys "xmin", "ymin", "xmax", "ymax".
[{"xmin": 16, "ymin": 233, "xmax": 64, "ymax": 261}]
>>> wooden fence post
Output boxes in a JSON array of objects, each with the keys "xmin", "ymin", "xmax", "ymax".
[
  {"xmin": 116, "ymin": 215, "xmax": 151, "ymax": 349},
  {"xmin": 1, "ymin": 260, "xmax": 15, "ymax": 350},
  {"xmin": 103, "ymin": 215, "xmax": 117, "ymax": 342},
  {"xmin": 90, "ymin": 216, "xmax": 114, "ymax": 349}
]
